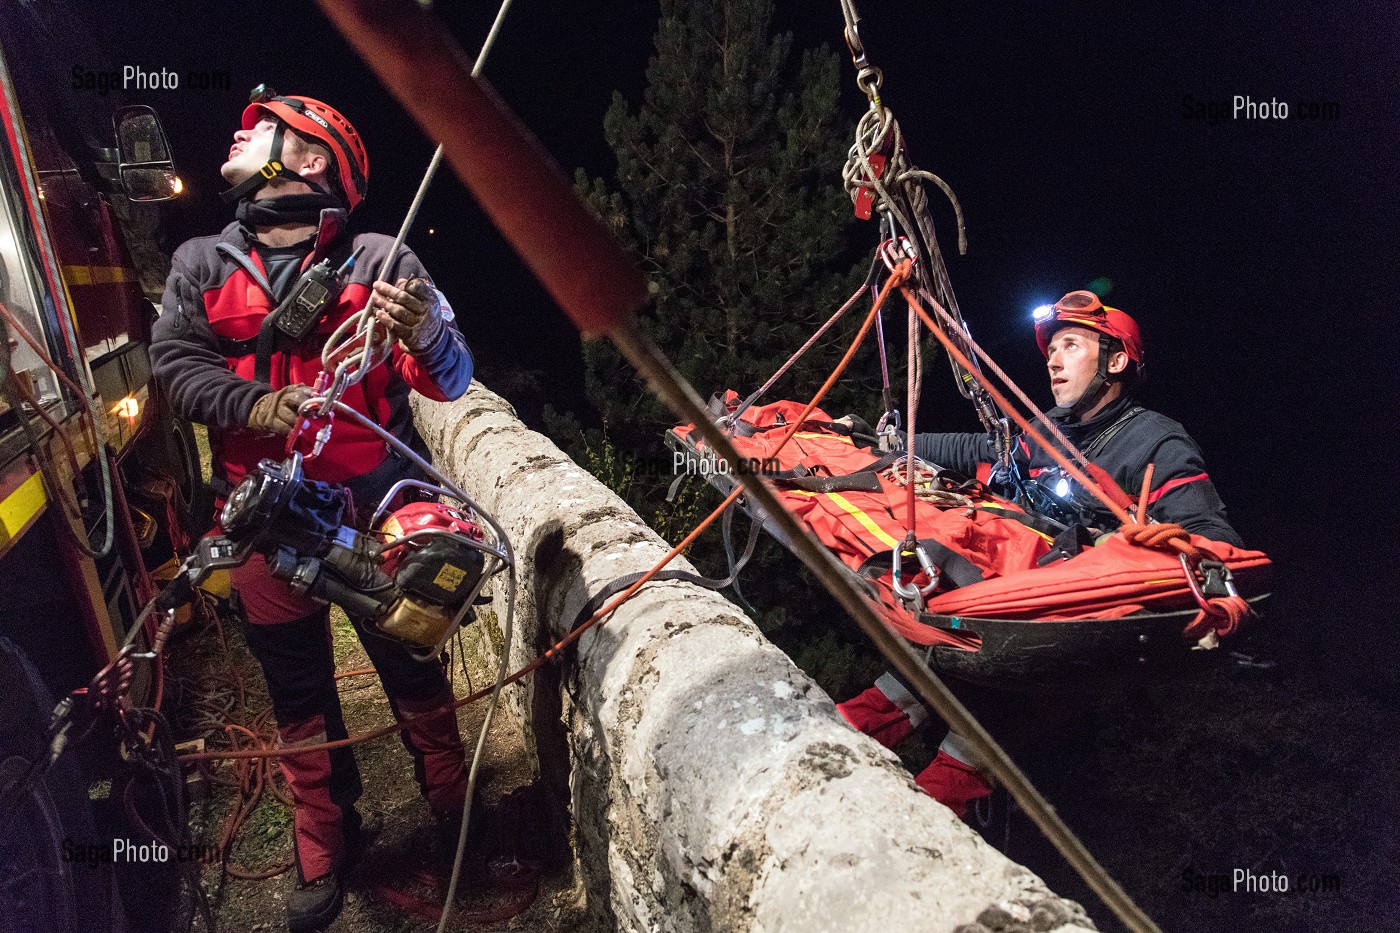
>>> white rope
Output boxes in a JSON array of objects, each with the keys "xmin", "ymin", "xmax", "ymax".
[
  {"xmin": 290, "ymin": 0, "xmax": 522, "ymax": 924},
  {"xmin": 423, "ymin": 8, "xmax": 519, "ymax": 930},
  {"xmin": 842, "ymin": 107, "xmax": 967, "ymax": 257},
  {"xmin": 320, "ymin": 0, "xmax": 519, "ymax": 414}
]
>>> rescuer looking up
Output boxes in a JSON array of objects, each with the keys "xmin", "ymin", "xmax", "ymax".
[
  {"xmin": 839, "ymin": 289, "xmax": 1243, "ymax": 820},
  {"xmin": 150, "ymin": 88, "xmax": 473, "ymax": 933}
]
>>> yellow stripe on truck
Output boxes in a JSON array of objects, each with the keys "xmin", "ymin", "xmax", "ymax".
[
  {"xmin": 0, "ymin": 470, "xmax": 47, "ymax": 544},
  {"xmin": 62, "ymin": 265, "xmax": 132, "ymax": 286}
]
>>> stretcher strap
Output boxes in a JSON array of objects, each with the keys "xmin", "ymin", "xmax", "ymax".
[
  {"xmin": 569, "ymin": 504, "xmax": 765, "ymax": 632},
  {"xmin": 858, "ymin": 538, "xmax": 986, "ymax": 590}
]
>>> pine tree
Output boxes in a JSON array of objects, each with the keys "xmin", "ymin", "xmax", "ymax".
[
  {"xmin": 578, "ymin": 0, "xmax": 864, "ymax": 464},
  {"xmin": 557, "ymin": 0, "xmax": 889, "ymax": 700}
]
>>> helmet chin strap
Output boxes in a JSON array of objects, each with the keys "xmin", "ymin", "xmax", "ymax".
[
  {"xmin": 220, "ymin": 121, "xmax": 331, "ymax": 204},
  {"xmin": 1046, "ymin": 334, "xmax": 1114, "ymax": 421}
]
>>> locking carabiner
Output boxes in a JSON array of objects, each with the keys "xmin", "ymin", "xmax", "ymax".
[{"xmin": 891, "ymin": 536, "xmax": 941, "ymax": 611}]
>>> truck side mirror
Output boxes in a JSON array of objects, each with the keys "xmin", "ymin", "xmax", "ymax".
[{"xmin": 114, "ymin": 105, "xmax": 179, "ymax": 202}]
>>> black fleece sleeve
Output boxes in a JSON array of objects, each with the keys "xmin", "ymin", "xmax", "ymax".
[
  {"xmin": 1143, "ymin": 435, "xmax": 1244, "ymax": 548},
  {"xmin": 150, "ymin": 248, "xmax": 271, "ymax": 430},
  {"xmin": 911, "ymin": 431, "xmax": 998, "ymax": 474}
]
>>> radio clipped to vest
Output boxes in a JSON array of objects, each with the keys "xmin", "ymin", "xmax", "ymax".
[
  {"xmin": 254, "ymin": 244, "xmax": 363, "ymax": 383},
  {"xmin": 275, "ymin": 245, "xmax": 363, "ymax": 341}
]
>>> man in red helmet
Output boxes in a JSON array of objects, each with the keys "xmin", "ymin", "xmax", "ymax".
[
  {"xmin": 152, "ymin": 89, "xmax": 474, "ymax": 932},
  {"xmin": 837, "ymin": 289, "xmax": 1242, "ymax": 821}
]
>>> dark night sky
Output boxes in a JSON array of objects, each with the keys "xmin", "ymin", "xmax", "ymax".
[{"xmin": 70, "ymin": 0, "xmax": 1396, "ymax": 662}]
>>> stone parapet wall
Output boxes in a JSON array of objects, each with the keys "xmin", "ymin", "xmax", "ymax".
[{"xmin": 412, "ymin": 385, "xmax": 1096, "ymax": 933}]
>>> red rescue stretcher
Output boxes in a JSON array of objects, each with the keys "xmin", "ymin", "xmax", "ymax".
[{"xmin": 669, "ymin": 395, "xmax": 1271, "ymax": 689}]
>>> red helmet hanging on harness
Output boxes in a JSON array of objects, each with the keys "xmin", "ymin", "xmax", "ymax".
[{"xmin": 222, "ymin": 85, "xmax": 369, "ymax": 211}]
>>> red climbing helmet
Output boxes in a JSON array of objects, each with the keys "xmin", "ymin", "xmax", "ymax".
[
  {"xmin": 237, "ymin": 86, "xmax": 369, "ymax": 210},
  {"xmin": 1035, "ymin": 290, "xmax": 1144, "ymax": 368}
]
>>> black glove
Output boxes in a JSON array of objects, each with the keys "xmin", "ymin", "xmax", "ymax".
[{"xmin": 832, "ymin": 414, "xmax": 879, "ymax": 449}]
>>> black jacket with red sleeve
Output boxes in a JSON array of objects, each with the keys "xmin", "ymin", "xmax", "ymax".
[{"xmin": 913, "ymin": 394, "xmax": 1243, "ymax": 547}]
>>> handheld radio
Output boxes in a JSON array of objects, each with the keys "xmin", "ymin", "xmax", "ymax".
[{"xmin": 273, "ymin": 246, "xmax": 363, "ymax": 341}]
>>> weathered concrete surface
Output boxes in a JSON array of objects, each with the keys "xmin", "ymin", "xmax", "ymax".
[{"xmin": 412, "ymin": 385, "xmax": 1097, "ymax": 933}]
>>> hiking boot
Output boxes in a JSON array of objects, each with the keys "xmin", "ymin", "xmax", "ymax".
[
  {"xmin": 286, "ymin": 871, "xmax": 344, "ymax": 933},
  {"xmin": 434, "ymin": 809, "xmax": 472, "ymax": 862},
  {"xmin": 915, "ymin": 749, "xmax": 993, "ymax": 820},
  {"xmin": 285, "ymin": 814, "xmax": 376, "ymax": 931}
]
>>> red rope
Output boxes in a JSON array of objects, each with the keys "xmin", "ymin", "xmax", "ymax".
[{"xmin": 903, "ymin": 285, "xmax": 1135, "ymax": 523}]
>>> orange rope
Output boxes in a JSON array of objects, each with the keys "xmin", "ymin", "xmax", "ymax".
[
  {"xmin": 1117, "ymin": 521, "xmax": 1252, "ymax": 638},
  {"xmin": 1135, "ymin": 463, "xmax": 1155, "ymax": 525},
  {"xmin": 915, "ymin": 286, "xmax": 1097, "ymax": 476},
  {"xmin": 215, "ymin": 716, "xmax": 295, "ymax": 879},
  {"xmin": 903, "ymin": 285, "xmax": 1134, "ymax": 523}
]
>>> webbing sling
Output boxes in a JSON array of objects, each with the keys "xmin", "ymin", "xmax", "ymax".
[
  {"xmin": 722, "ymin": 501, "xmax": 761, "ymax": 613},
  {"xmin": 857, "ymin": 537, "xmax": 986, "ymax": 590},
  {"xmin": 570, "ymin": 503, "xmax": 765, "ymax": 631},
  {"xmin": 211, "ymin": 240, "xmax": 359, "ymax": 380},
  {"xmin": 770, "ymin": 448, "xmax": 906, "ymax": 493},
  {"xmin": 972, "ymin": 502, "xmax": 1065, "ymax": 539},
  {"xmin": 1037, "ymin": 405, "xmax": 1145, "ymax": 529},
  {"xmin": 709, "ymin": 395, "xmax": 882, "ymax": 447},
  {"xmin": 257, "ymin": 240, "xmax": 356, "ymax": 383},
  {"xmin": 1082, "ymin": 405, "xmax": 1145, "ymax": 460}
]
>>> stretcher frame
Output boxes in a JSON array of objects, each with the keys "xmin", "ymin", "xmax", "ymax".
[{"xmin": 666, "ymin": 428, "xmax": 1266, "ymax": 690}]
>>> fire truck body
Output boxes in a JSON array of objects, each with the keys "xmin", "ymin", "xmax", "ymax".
[
  {"xmin": 0, "ymin": 13, "xmax": 199, "ymax": 702},
  {"xmin": 0, "ymin": 6, "xmax": 203, "ymax": 929}
]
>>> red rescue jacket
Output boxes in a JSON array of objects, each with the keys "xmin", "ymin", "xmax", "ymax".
[{"xmin": 152, "ymin": 210, "xmax": 473, "ymax": 501}]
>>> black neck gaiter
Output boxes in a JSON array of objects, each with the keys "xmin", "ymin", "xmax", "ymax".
[{"xmin": 236, "ymin": 192, "xmax": 343, "ymax": 228}]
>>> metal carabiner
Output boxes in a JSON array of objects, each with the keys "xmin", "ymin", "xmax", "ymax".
[
  {"xmin": 126, "ymin": 609, "xmax": 178, "ymax": 661},
  {"xmin": 1200, "ymin": 559, "xmax": 1240, "ymax": 599},
  {"xmin": 1178, "ymin": 554, "xmax": 1239, "ymax": 616},
  {"xmin": 855, "ymin": 65, "xmax": 884, "ymax": 109},
  {"xmin": 879, "ymin": 237, "xmax": 916, "ymax": 272},
  {"xmin": 843, "ymin": 21, "xmax": 866, "ymax": 68},
  {"xmin": 892, "ymin": 539, "xmax": 941, "ymax": 611}
]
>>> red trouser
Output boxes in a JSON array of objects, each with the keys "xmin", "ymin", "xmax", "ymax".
[
  {"xmin": 233, "ymin": 553, "xmax": 468, "ymax": 882},
  {"xmin": 837, "ymin": 673, "xmax": 992, "ymax": 819}
]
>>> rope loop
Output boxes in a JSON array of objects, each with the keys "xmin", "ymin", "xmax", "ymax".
[
  {"xmin": 856, "ymin": 65, "xmax": 883, "ymax": 106},
  {"xmin": 1183, "ymin": 594, "xmax": 1251, "ymax": 640},
  {"xmin": 1119, "ymin": 520, "xmax": 1201, "ymax": 559},
  {"xmin": 1118, "ymin": 521, "xmax": 1251, "ymax": 639}
]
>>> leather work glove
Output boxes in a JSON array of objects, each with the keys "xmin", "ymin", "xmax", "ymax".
[
  {"xmin": 247, "ymin": 384, "xmax": 315, "ymax": 435},
  {"xmin": 371, "ymin": 277, "xmax": 444, "ymax": 354}
]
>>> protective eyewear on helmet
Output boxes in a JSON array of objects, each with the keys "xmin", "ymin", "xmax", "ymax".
[
  {"xmin": 248, "ymin": 84, "xmax": 304, "ymax": 113},
  {"xmin": 1051, "ymin": 290, "xmax": 1106, "ymax": 319}
]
